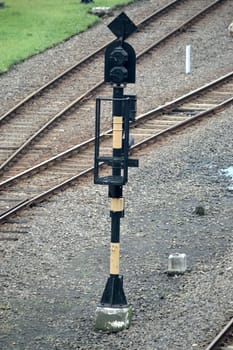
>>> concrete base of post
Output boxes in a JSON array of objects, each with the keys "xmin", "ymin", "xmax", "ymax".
[
  {"xmin": 168, "ymin": 253, "xmax": 187, "ymax": 275},
  {"xmin": 95, "ymin": 305, "xmax": 132, "ymax": 332}
]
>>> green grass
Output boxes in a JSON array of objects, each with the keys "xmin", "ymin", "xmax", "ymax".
[{"xmin": 0, "ymin": 0, "xmax": 135, "ymax": 73}]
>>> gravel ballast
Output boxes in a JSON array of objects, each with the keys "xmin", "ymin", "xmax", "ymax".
[
  {"xmin": 0, "ymin": 0, "xmax": 233, "ymax": 349},
  {"xmin": 1, "ymin": 104, "xmax": 233, "ymax": 350}
]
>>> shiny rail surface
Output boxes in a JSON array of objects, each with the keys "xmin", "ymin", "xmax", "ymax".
[
  {"xmin": 0, "ymin": 0, "xmax": 224, "ymax": 177},
  {"xmin": 0, "ymin": 70, "xmax": 232, "ymax": 224},
  {"xmin": 205, "ymin": 318, "xmax": 233, "ymax": 350}
]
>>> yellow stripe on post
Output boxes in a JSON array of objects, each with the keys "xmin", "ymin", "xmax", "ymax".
[
  {"xmin": 110, "ymin": 243, "xmax": 120, "ymax": 275},
  {"xmin": 110, "ymin": 198, "xmax": 124, "ymax": 212},
  {"xmin": 112, "ymin": 116, "xmax": 123, "ymax": 149}
]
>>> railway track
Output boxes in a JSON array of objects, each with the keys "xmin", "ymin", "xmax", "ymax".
[
  {"xmin": 205, "ymin": 318, "xmax": 233, "ymax": 350},
  {"xmin": 0, "ymin": 0, "xmax": 225, "ymax": 180},
  {"xmin": 0, "ymin": 70, "xmax": 233, "ymax": 226}
]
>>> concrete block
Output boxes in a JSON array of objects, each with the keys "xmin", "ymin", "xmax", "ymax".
[
  {"xmin": 228, "ymin": 22, "xmax": 233, "ymax": 37},
  {"xmin": 95, "ymin": 305, "xmax": 132, "ymax": 332},
  {"xmin": 91, "ymin": 7, "xmax": 113, "ymax": 17},
  {"xmin": 168, "ymin": 253, "xmax": 187, "ymax": 275}
]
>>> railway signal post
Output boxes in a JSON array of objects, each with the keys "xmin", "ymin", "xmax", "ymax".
[{"xmin": 94, "ymin": 12, "xmax": 138, "ymax": 332}]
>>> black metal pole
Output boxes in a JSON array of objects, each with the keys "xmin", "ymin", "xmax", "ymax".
[
  {"xmin": 100, "ymin": 85, "xmax": 127, "ymax": 306},
  {"xmin": 95, "ymin": 12, "xmax": 137, "ymax": 331}
]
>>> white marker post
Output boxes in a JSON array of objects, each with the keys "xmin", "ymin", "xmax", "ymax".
[{"xmin": 186, "ymin": 45, "xmax": 191, "ymax": 74}]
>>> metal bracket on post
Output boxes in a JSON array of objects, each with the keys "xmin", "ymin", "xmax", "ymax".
[{"xmin": 94, "ymin": 95, "xmax": 138, "ymax": 187}]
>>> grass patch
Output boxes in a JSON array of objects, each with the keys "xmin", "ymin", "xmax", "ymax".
[{"xmin": 0, "ymin": 0, "xmax": 135, "ymax": 73}]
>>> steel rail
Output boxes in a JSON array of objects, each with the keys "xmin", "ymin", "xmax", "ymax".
[
  {"xmin": 131, "ymin": 96, "xmax": 233, "ymax": 148},
  {"xmin": 135, "ymin": 70, "xmax": 233, "ymax": 123},
  {"xmin": 1, "ymin": 70, "xmax": 232, "ymax": 189},
  {"xmin": 136, "ymin": 0, "xmax": 225, "ymax": 59},
  {"xmin": 0, "ymin": 0, "xmax": 183, "ymax": 124},
  {"xmin": 0, "ymin": 80, "xmax": 103, "ymax": 172},
  {"xmin": 205, "ymin": 318, "xmax": 233, "ymax": 350},
  {"xmin": 0, "ymin": 0, "xmax": 225, "ymax": 175},
  {"xmin": 0, "ymin": 70, "xmax": 232, "ymax": 223}
]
